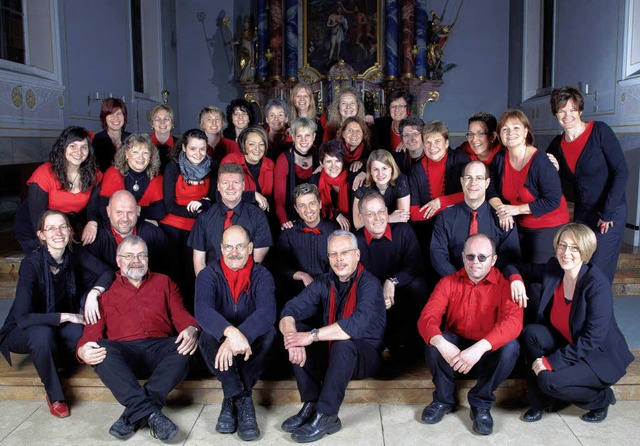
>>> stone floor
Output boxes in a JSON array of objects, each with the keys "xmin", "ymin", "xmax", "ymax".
[{"xmin": 0, "ymin": 400, "xmax": 639, "ymax": 445}]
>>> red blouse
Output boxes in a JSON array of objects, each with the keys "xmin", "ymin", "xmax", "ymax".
[
  {"xmin": 100, "ymin": 166, "xmax": 163, "ymax": 207},
  {"xmin": 559, "ymin": 121, "xmax": 594, "ymax": 174},
  {"xmin": 159, "ymin": 174, "xmax": 210, "ymax": 231},
  {"xmin": 28, "ymin": 162, "xmax": 102, "ymax": 213},
  {"xmin": 220, "ymin": 153, "xmax": 275, "ymax": 197}
]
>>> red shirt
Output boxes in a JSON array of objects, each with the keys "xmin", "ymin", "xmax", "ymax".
[
  {"xmin": 159, "ymin": 174, "xmax": 210, "ymax": 231},
  {"xmin": 77, "ymin": 271, "xmax": 197, "ymax": 351},
  {"xmin": 28, "ymin": 162, "xmax": 102, "ymax": 213},
  {"xmin": 409, "ymin": 154, "xmax": 463, "ymax": 221},
  {"xmin": 207, "ymin": 137, "xmax": 241, "ymax": 163},
  {"xmin": 418, "ymin": 267, "xmax": 523, "ymax": 351},
  {"xmin": 550, "ymin": 282, "xmax": 573, "ymax": 344},
  {"xmin": 100, "ymin": 166, "xmax": 163, "ymax": 207},
  {"xmin": 560, "ymin": 121, "xmax": 594, "ymax": 173},
  {"xmin": 390, "ymin": 127, "xmax": 402, "ymax": 152},
  {"xmin": 220, "ymin": 153, "xmax": 275, "ymax": 197}
]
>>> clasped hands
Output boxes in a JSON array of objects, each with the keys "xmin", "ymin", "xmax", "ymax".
[{"xmin": 215, "ymin": 326, "xmax": 251, "ymax": 371}]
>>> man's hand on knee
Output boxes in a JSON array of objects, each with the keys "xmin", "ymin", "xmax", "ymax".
[{"xmin": 77, "ymin": 341, "xmax": 107, "ymax": 365}]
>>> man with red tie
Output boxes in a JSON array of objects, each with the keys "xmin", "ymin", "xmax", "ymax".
[
  {"xmin": 430, "ymin": 161, "xmax": 525, "ymax": 302},
  {"xmin": 188, "ymin": 163, "xmax": 272, "ymax": 276}
]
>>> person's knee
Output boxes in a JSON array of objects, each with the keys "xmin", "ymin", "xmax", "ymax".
[
  {"xmin": 329, "ymin": 339, "xmax": 357, "ymax": 361},
  {"xmin": 26, "ymin": 327, "xmax": 56, "ymax": 353},
  {"xmin": 497, "ymin": 339, "xmax": 520, "ymax": 360}
]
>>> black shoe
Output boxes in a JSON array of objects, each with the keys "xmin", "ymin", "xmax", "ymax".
[
  {"xmin": 420, "ymin": 401, "xmax": 455, "ymax": 424},
  {"xmin": 470, "ymin": 406, "xmax": 493, "ymax": 435},
  {"xmin": 148, "ymin": 410, "xmax": 179, "ymax": 443},
  {"xmin": 291, "ymin": 412, "xmax": 341, "ymax": 443},
  {"xmin": 109, "ymin": 414, "xmax": 140, "ymax": 440},
  {"xmin": 235, "ymin": 394, "xmax": 260, "ymax": 441},
  {"xmin": 581, "ymin": 392, "xmax": 617, "ymax": 423},
  {"xmin": 281, "ymin": 402, "xmax": 317, "ymax": 433},
  {"xmin": 216, "ymin": 397, "xmax": 237, "ymax": 434},
  {"xmin": 522, "ymin": 408, "xmax": 543, "ymax": 422}
]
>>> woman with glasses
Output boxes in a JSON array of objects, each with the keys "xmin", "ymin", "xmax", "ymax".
[
  {"xmin": 323, "ymin": 87, "xmax": 366, "ymax": 143},
  {"xmin": 488, "ymin": 109, "xmax": 570, "ymax": 269},
  {"xmin": 89, "ymin": 133, "xmax": 165, "ymax": 225},
  {"xmin": 520, "ymin": 223, "xmax": 633, "ymax": 424},
  {"xmin": 93, "ymin": 98, "xmax": 131, "ymax": 172},
  {"xmin": 352, "ymin": 150, "xmax": 410, "ymax": 229},
  {"xmin": 1, "ymin": 210, "xmax": 114, "ymax": 418},
  {"xmin": 373, "ymin": 90, "xmax": 413, "ymax": 152},
  {"xmin": 546, "ymin": 86, "xmax": 628, "ymax": 284},
  {"xmin": 223, "ymin": 98, "xmax": 256, "ymax": 143},
  {"xmin": 457, "ymin": 112, "xmax": 503, "ymax": 165},
  {"xmin": 148, "ymin": 104, "xmax": 176, "ymax": 172},
  {"xmin": 14, "ymin": 127, "xmax": 103, "ymax": 253}
]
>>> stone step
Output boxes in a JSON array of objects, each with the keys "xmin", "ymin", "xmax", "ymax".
[{"xmin": 1, "ymin": 351, "xmax": 639, "ymax": 405}]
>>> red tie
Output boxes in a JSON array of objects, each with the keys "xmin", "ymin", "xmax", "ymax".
[
  {"xmin": 469, "ymin": 211, "xmax": 478, "ymax": 235},
  {"xmin": 302, "ymin": 227, "xmax": 321, "ymax": 235},
  {"xmin": 224, "ymin": 209, "xmax": 234, "ymax": 230}
]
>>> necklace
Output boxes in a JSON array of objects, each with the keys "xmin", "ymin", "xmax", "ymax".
[
  {"xmin": 67, "ymin": 172, "xmax": 79, "ymax": 189},
  {"xmin": 127, "ymin": 171, "xmax": 146, "ymax": 192}
]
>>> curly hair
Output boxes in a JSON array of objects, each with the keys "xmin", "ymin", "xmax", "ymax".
[
  {"xmin": 325, "ymin": 87, "xmax": 365, "ymax": 130},
  {"xmin": 49, "ymin": 126, "xmax": 98, "ymax": 192},
  {"xmin": 336, "ymin": 116, "xmax": 371, "ymax": 148},
  {"xmin": 113, "ymin": 133, "xmax": 161, "ymax": 179},
  {"xmin": 226, "ymin": 99, "xmax": 256, "ymax": 128}
]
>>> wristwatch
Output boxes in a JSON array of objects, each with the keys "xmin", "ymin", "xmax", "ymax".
[
  {"xmin": 310, "ymin": 328, "xmax": 320, "ymax": 342},
  {"xmin": 389, "ymin": 277, "xmax": 399, "ymax": 287}
]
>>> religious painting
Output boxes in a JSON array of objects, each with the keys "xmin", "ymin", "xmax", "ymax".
[{"xmin": 303, "ymin": 0, "xmax": 381, "ymax": 76}]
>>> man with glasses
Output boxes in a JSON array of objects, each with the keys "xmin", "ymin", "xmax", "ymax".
[
  {"xmin": 77, "ymin": 235, "xmax": 199, "ymax": 442},
  {"xmin": 394, "ymin": 116, "xmax": 426, "ymax": 175},
  {"xmin": 279, "ymin": 230, "xmax": 385, "ymax": 443},
  {"xmin": 195, "ymin": 225, "xmax": 276, "ymax": 441},
  {"xmin": 188, "ymin": 163, "xmax": 272, "ymax": 277},
  {"xmin": 431, "ymin": 161, "xmax": 525, "ymax": 304},
  {"xmin": 417, "ymin": 233, "xmax": 523, "ymax": 435}
]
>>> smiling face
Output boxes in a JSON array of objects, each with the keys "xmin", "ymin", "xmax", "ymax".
[
  {"xmin": 221, "ymin": 226, "xmax": 253, "ymax": 271},
  {"xmin": 389, "ymin": 98, "xmax": 409, "ymax": 122},
  {"xmin": 182, "ymin": 137, "xmax": 207, "ymax": 165},
  {"xmin": 294, "ymin": 126, "xmax": 315, "ymax": 154},
  {"xmin": 370, "ymin": 160, "xmax": 392, "ymax": 187},
  {"xmin": 462, "ymin": 236, "xmax": 496, "ymax": 284},
  {"xmin": 328, "ymin": 235, "xmax": 360, "ymax": 282},
  {"xmin": 423, "ymin": 132, "xmax": 448, "ymax": 162},
  {"xmin": 116, "ymin": 242, "xmax": 148, "ymax": 283},
  {"xmin": 107, "ymin": 192, "xmax": 138, "ymax": 236},
  {"xmin": 37, "ymin": 213, "xmax": 71, "ymax": 252},
  {"xmin": 321, "ymin": 155, "xmax": 344, "ymax": 178},
  {"xmin": 461, "ymin": 162, "xmax": 489, "ymax": 204},
  {"xmin": 294, "ymin": 193, "xmax": 321, "ymax": 227},
  {"xmin": 401, "ymin": 125, "xmax": 423, "ymax": 156},
  {"xmin": 294, "ymin": 89, "xmax": 311, "ymax": 115},
  {"xmin": 467, "ymin": 121, "xmax": 494, "ymax": 158},
  {"xmin": 243, "ymin": 131, "xmax": 266, "ymax": 165},
  {"xmin": 360, "ymin": 196, "xmax": 388, "ymax": 238},
  {"xmin": 555, "ymin": 98, "xmax": 583, "ymax": 132},
  {"xmin": 105, "ymin": 109, "xmax": 125, "ymax": 132},
  {"xmin": 231, "ymin": 108, "xmax": 250, "ymax": 130},
  {"xmin": 500, "ymin": 118, "xmax": 528, "ymax": 150},
  {"xmin": 217, "ymin": 172, "xmax": 245, "ymax": 207},
  {"xmin": 125, "ymin": 142, "xmax": 151, "ymax": 172},
  {"xmin": 64, "ymin": 139, "xmax": 89, "ymax": 167},
  {"xmin": 266, "ymin": 106, "xmax": 287, "ymax": 132},
  {"xmin": 339, "ymin": 93, "xmax": 358, "ymax": 120},
  {"xmin": 343, "ymin": 121, "xmax": 364, "ymax": 150},
  {"xmin": 556, "ymin": 232, "xmax": 583, "ymax": 274},
  {"xmin": 200, "ymin": 111, "xmax": 223, "ymax": 135},
  {"xmin": 151, "ymin": 110, "xmax": 172, "ymax": 136}
]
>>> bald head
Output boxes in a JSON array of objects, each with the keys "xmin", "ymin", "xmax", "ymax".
[
  {"xmin": 107, "ymin": 190, "xmax": 139, "ymax": 236},
  {"xmin": 221, "ymin": 225, "xmax": 253, "ymax": 271}
]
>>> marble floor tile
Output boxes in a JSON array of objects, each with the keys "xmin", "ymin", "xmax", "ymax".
[
  {"xmin": 0, "ymin": 401, "xmax": 41, "ymax": 441},
  {"xmin": 558, "ymin": 402, "xmax": 640, "ymax": 446}
]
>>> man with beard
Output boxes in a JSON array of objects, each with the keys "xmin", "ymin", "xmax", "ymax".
[{"xmin": 77, "ymin": 235, "xmax": 199, "ymax": 442}]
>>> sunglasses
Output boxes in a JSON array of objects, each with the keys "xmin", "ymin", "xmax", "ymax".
[{"xmin": 463, "ymin": 253, "xmax": 494, "ymax": 263}]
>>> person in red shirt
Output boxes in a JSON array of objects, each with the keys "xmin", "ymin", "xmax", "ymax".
[
  {"xmin": 417, "ymin": 233, "xmax": 523, "ymax": 435},
  {"xmin": 148, "ymin": 104, "xmax": 176, "ymax": 172},
  {"xmin": 77, "ymin": 235, "xmax": 199, "ymax": 442},
  {"xmin": 456, "ymin": 112, "xmax": 502, "ymax": 165},
  {"xmin": 199, "ymin": 106, "xmax": 241, "ymax": 164}
]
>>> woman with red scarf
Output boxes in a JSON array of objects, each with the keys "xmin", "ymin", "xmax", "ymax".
[
  {"xmin": 148, "ymin": 104, "xmax": 176, "ymax": 172},
  {"xmin": 309, "ymin": 140, "xmax": 355, "ymax": 231},
  {"xmin": 220, "ymin": 126, "xmax": 273, "ymax": 213}
]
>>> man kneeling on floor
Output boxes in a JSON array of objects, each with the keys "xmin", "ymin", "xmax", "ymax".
[
  {"xmin": 417, "ymin": 233, "xmax": 523, "ymax": 435},
  {"xmin": 279, "ymin": 230, "xmax": 385, "ymax": 443},
  {"xmin": 195, "ymin": 225, "xmax": 276, "ymax": 441},
  {"xmin": 77, "ymin": 235, "xmax": 200, "ymax": 442}
]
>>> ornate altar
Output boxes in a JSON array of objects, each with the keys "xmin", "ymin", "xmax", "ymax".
[{"xmin": 215, "ymin": 0, "xmax": 462, "ymax": 121}]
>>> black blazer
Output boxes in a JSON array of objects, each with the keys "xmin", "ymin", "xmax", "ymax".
[{"xmin": 537, "ymin": 258, "xmax": 634, "ymax": 383}]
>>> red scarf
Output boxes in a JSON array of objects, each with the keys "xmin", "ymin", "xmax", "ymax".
[
  {"xmin": 344, "ymin": 142, "xmax": 365, "ymax": 164},
  {"xmin": 318, "ymin": 169, "xmax": 349, "ymax": 217},
  {"xmin": 151, "ymin": 132, "xmax": 174, "ymax": 148},
  {"xmin": 328, "ymin": 263, "xmax": 364, "ymax": 325},
  {"xmin": 220, "ymin": 255, "xmax": 254, "ymax": 304}
]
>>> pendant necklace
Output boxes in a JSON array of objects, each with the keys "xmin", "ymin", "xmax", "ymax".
[
  {"xmin": 67, "ymin": 172, "xmax": 79, "ymax": 189},
  {"xmin": 128, "ymin": 171, "xmax": 145, "ymax": 192}
]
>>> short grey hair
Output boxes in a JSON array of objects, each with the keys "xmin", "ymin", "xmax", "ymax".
[
  {"xmin": 327, "ymin": 230, "xmax": 358, "ymax": 253},
  {"xmin": 117, "ymin": 235, "xmax": 148, "ymax": 255}
]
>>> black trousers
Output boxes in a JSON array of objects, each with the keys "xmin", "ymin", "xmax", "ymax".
[
  {"xmin": 5, "ymin": 323, "xmax": 83, "ymax": 402},
  {"xmin": 199, "ymin": 327, "xmax": 276, "ymax": 399},
  {"xmin": 386, "ymin": 276, "xmax": 429, "ymax": 351},
  {"xmin": 293, "ymin": 338, "xmax": 382, "ymax": 416},
  {"xmin": 425, "ymin": 332, "xmax": 520, "ymax": 409},
  {"xmin": 521, "ymin": 323, "xmax": 613, "ymax": 411},
  {"xmin": 159, "ymin": 223, "xmax": 195, "ymax": 312},
  {"xmin": 93, "ymin": 337, "xmax": 191, "ymax": 424}
]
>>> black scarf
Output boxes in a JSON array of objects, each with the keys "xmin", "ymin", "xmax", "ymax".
[{"xmin": 39, "ymin": 246, "xmax": 76, "ymax": 314}]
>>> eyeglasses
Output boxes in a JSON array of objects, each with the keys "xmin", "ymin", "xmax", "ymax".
[
  {"xmin": 117, "ymin": 253, "xmax": 148, "ymax": 261},
  {"xmin": 153, "ymin": 117, "xmax": 171, "ymax": 123},
  {"xmin": 556, "ymin": 242, "xmax": 580, "ymax": 253},
  {"xmin": 390, "ymin": 104, "xmax": 407, "ymax": 110},
  {"xmin": 463, "ymin": 253, "xmax": 494, "ymax": 263},
  {"xmin": 43, "ymin": 224, "xmax": 71, "ymax": 234},
  {"xmin": 328, "ymin": 248, "xmax": 358, "ymax": 260},
  {"xmin": 462, "ymin": 175, "xmax": 487, "ymax": 183},
  {"xmin": 233, "ymin": 111, "xmax": 249, "ymax": 117},
  {"xmin": 466, "ymin": 131, "xmax": 489, "ymax": 139},
  {"xmin": 222, "ymin": 243, "xmax": 248, "ymax": 253},
  {"xmin": 363, "ymin": 211, "xmax": 386, "ymax": 219},
  {"xmin": 402, "ymin": 132, "xmax": 421, "ymax": 140}
]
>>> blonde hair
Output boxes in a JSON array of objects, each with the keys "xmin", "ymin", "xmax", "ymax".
[
  {"xmin": 114, "ymin": 133, "xmax": 161, "ymax": 179},
  {"xmin": 289, "ymin": 83, "xmax": 318, "ymax": 120},
  {"xmin": 326, "ymin": 87, "xmax": 365, "ymax": 129},
  {"xmin": 553, "ymin": 223, "xmax": 597, "ymax": 263},
  {"xmin": 364, "ymin": 150, "xmax": 400, "ymax": 187}
]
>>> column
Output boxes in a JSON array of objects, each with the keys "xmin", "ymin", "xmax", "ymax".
[{"xmin": 385, "ymin": 0, "xmax": 399, "ymax": 78}]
